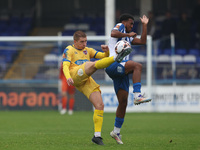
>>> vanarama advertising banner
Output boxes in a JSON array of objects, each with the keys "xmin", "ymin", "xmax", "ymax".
[
  {"xmin": 1, "ymin": 84, "xmax": 200, "ymax": 112},
  {"xmin": 0, "ymin": 85, "xmax": 58, "ymax": 110}
]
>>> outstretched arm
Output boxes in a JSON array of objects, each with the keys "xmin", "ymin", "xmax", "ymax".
[
  {"xmin": 132, "ymin": 15, "xmax": 149, "ymax": 45},
  {"xmin": 111, "ymin": 30, "xmax": 137, "ymax": 38},
  {"xmin": 101, "ymin": 45, "xmax": 109, "ymax": 52},
  {"xmin": 94, "ymin": 45, "xmax": 110, "ymax": 59}
]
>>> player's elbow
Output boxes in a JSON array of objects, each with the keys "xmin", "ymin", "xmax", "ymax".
[
  {"xmin": 111, "ymin": 32, "xmax": 116, "ymax": 37},
  {"xmin": 111, "ymin": 30, "xmax": 118, "ymax": 37},
  {"xmin": 140, "ymin": 39, "xmax": 146, "ymax": 45}
]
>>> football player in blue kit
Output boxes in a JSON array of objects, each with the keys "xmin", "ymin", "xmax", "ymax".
[{"xmin": 105, "ymin": 13, "xmax": 152, "ymax": 144}]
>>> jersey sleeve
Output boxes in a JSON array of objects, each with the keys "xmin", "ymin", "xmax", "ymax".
[
  {"xmin": 95, "ymin": 51, "xmax": 109, "ymax": 59},
  {"xmin": 62, "ymin": 46, "xmax": 72, "ymax": 79},
  {"xmin": 88, "ymin": 47, "xmax": 109, "ymax": 59},
  {"xmin": 113, "ymin": 23, "xmax": 125, "ymax": 31},
  {"xmin": 62, "ymin": 46, "xmax": 72, "ymax": 63},
  {"xmin": 63, "ymin": 61, "xmax": 71, "ymax": 79},
  {"xmin": 88, "ymin": 48, "xmax": 98, "ymax": 58}
]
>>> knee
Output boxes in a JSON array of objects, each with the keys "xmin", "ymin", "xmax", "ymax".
[
  {"xmin": 135, "ymin": 63, "xmax": 142, "ymax": 70},
  {"xmin": 119, "ymin": 98, "xmax": 127, "ymax": 108},
  {"xmin": 95, "ymin": 102, "xmax": 104, "ymax": 110}
]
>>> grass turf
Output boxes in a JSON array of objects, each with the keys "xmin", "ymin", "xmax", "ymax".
[{"xmin": 0, "ymin": 111, "xmax": 200, "ymax": 150}]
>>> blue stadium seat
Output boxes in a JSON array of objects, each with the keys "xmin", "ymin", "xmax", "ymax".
[
  {"xmin": 196, "ymin": 56, "xmax": 200, "ymax": 64},
  {"xmin": 62, "ymin": 30, "xmax": 75, "ymax": 36},
  {"xmin": 0, "ymin": 14, "xmax": 32, "ymax": 37},
  {"xmin": 188, "ymin": 49, "xmax": 200, "ymax": 56},
  {"xmin": 175, "ymin": 49, "xmax": 187, "ymax": 56},
  {"xmin": 163, "ymin": 49, "xmax": 172, "ymax": 55},
  {"xmin": 153, "ymin": 49, "xmax": 163, "ymax": 55}
]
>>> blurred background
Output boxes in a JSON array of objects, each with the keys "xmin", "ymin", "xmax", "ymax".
[{"xmin": 0, "ymin": 0, "xmax": 200, "ymax": 112}]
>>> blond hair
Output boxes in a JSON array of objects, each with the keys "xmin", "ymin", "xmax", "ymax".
[{"xmin": 73, "ymin": 30, "xmax": 86, "ymax": 41}]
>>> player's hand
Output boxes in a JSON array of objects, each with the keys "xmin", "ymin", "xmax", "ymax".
[
  {"xmin": 101, "ymin": 45, "xmax": 109, "ymax": 52},
  {"xmin": 140, "ymin": 15, "xmax": 149, "ymax": 25},
  {"xmin": 128, "ymin": 32, "xmax": 137, "ymax": 38},
  {"xmin": 67, "ymin": 78, "xmax": 74, "ymax": 86}
]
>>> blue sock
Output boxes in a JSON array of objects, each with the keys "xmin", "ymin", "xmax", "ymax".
[
  {"xmin": 133, "ymin": 82, "xmax": 141, "ymax": 93},
  {"xmin": 114, "ymin": 117, "xmax": 124, "ymax": 128}
]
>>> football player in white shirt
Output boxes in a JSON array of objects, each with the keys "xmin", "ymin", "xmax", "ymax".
[{"xmin": 105, "ymin": 13, "xmax": 152, "ymax": 144}]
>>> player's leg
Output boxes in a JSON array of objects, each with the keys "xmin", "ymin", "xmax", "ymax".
[
  {"xmin": 105, "ymin": 62, "xmax": 129, "ymax": 144},
  {"xmin": 68, "ymin": 85, "xmax": 75, "ymax": 115},
  {"xmin": 84, "ymin": 56, "xmax": 115, "ymax": 76},
  {"xmin": 75, "ymin": 75, "xmax": 104, "ymax": 145},
  {"xmin": 60, "ymin": 79, "xmax": 68, "ymax": 115},
  {"xmin": 85, "ymin": 47, "xmax": 134, "ymax": 76},
  {"xmin": 116, "ymin": 89, "xmax": 128, "ymax": 118},
  {"xmin": 125, "ymin": 60, "xmax": 152, "ymax": 105},
  {"xmin": 89, "ymin": 91, "xmax": 105, "ymax": 145},
  {"xmin": 109, "ymin": 88, "xmax": 129, "ymax": 145},
  {"xmin": 110, "ymin": 76, "xmax": 130, "ymax": 144}
]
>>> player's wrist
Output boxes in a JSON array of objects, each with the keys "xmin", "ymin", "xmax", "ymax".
[{"xmin": 126, "ymin": 33, "xmax": 131, "ymax": 37}]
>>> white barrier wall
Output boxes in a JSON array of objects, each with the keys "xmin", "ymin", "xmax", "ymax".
[{"xmin": 101, "ymin": 85, "xmax": 200, "ymax": 113}]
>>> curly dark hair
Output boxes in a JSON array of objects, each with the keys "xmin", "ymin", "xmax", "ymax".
[{"xmin": 119, "ymin": 13, "xmax": 134, "ymax": 22}]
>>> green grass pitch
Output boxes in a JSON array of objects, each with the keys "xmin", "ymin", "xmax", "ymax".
[{"xmin": 0, "ymin": 111, "xmax": 200, "ymax": 150}]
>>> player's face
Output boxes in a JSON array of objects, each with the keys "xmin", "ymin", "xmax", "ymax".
[
  {"xmin": 74, "ymin": 37, "xmax": 87, "ymax": 50},
  {"xmin": 125, "ymin": 19, "xmax": 134, "ymax": 33}
]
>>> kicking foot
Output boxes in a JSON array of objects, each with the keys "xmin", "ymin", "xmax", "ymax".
[
  {"xmin": 134, "ymin": 94, "xmax": 152, "ymax": 105},
  {"xmin": 110, "ymin": 131, "xmax": 123, "ymax": 144},
  {"xmin": 115, "ymin": 48, "xmax": 133, "ymax": 63}
]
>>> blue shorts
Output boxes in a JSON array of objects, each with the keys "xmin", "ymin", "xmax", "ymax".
[{"xmin": 105, "ymin": 61, "xmax": 129, "ymax": 94}]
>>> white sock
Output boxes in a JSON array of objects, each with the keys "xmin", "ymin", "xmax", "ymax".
[
  {"xmin": 134, "ymin": 92, "xmax": 141, "ymax": 99},
  {"xmin": 114, "ymin": 126, "xmax": 121, "ymax": 134},
  {"xmin": 94, "ymin": 132, "xmax": 101, "ymax": 137}
]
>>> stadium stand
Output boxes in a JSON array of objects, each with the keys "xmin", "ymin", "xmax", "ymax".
[
  {"xmin": 132, "ymin": 54, "xmax": 146, "ymax": 64},
  {"xmin": 183, "ymin": 54, "xmax": 196, "ymax": 64},
  {"xmin": 1, "ymin": 6, "xmax": 200, "ymax": 82}
]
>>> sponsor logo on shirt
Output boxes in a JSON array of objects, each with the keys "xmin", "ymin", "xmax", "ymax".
[
  {"xmin": 75, "ymin": 60, "xmax": 88, "ymax": 65},
  {"xmin": 83, "ymin": 50, "xmax": 87, "ymax": 55}
]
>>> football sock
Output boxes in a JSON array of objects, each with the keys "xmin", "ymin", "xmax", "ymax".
[
  {"xmin": 134, "ymin": 92, "xmax": 142, "ymax": 99},
  {"xmin": 93, "ymin": 109, "xmax": 104, "ymax": 137},
  {"xmin": 114, "ymin": 117, "xmax": 124, "ymax": 134},
  {"xmin": 69, "ymin": 98, "xmax": 74, "ymax": 110},
  {"xmin": 95, "ymin": 56, "xmax": 115, "ymax": 69},
  {"xmin": 114, "ymin": 126, "xmax": 121, "ymax": 134},
  {"xmin": 62, "ymin": 97, "xmax": 67, "ymax": 109},
  {"xmin": 94, "ymin": 132, "xmax": 101, "ymax": 137},
  {"xmin": 133, "ymin": 82, "xmax": 141, "ymax": 93}
]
